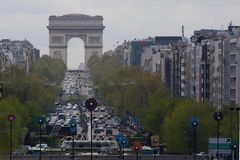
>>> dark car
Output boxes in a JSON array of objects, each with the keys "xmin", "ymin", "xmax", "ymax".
[{"xmin": 106, "ymin": 129, "xmax": 113, "ymax": 136}]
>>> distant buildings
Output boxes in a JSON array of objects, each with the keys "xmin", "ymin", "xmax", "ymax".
[
  {"xmin": 114, "ymin": 24, "xmax": 240, "ymax": 107},
  {"xmin": 0, "ymin": 39, "xmax": 40, "ymax": 73},
  {"xmin": 190, "ymin": 26, "xmax": 240, "ymax": 108}
]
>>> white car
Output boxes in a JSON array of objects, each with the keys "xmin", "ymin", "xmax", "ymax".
[{"xmin": 28, "ymin": 144, "xmax": 48, "ymax": 152}]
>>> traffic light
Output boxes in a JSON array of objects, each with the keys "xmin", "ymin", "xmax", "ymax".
[{"xmin": 151, "ymin": 135, "xmax": 160, "ymax": 147}]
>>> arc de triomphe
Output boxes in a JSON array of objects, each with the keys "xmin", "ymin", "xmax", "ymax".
[{"xmin": 47, "ymin": 14, "xmax": 105, "ymax": 68}]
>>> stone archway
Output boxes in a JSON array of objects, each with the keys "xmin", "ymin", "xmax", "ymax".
[{"xmin": 47, "ymin": 14, "xmax": 105, "ymax": 68}]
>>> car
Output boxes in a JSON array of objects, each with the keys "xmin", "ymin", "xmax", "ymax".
[
  {"xmin": 99, "ymin": 115, "xmax": 104, "ymax": 119},
  {"xmin": 81, "ymin": 108, "xmax": 87, "ymax": 112},
  {"xmin": 100, "ymin": 107, "xmax": 106, "ymax": 112},
  {"xmin": 196, "ymin": 152, "xmax": 207, "ymax": 157},
  {"xmin": 28, "ymin": 144, "xmax": 48, "ymax": 154},
  {"xmin": 106, "ymin": 129, "xmax": 113, "ymax": 136},
  {"xmin": 105, "ymin": 124, "xmax": 111, "ymax": 128},
  {"xmin": 72, "ymin": 106, "xmax": 77, "ymax": 110},
  {"xmin": 94, "ymin": 129, "xmax": 101, "ymax": 134},
  {"xmin": 65, "ymin": 106, "xmax": 71, "ymax": 110}
]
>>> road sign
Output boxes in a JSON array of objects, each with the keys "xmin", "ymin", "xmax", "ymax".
[
  {"xmin": 213, "ymin": 112, "xmax": 224, "ymax": 121},
  {"xmin": 7, "ymin": 114, "xmax": 16, "ymax": 122},
  {"xmin": 37, "ymin": 117, "xmax": 45, "ymax": 124},
  {"xmin": 208, "ymin": 138, "xmax": 231, "ymax": 155},
  {"xmin": 190, "ymin": 117, "xmax": 199, "ymax": 128},
  {"xmin": 69, "ymin": 118, "xmax": 77, "ymax": 134},
  {"xmin": 121, "ymin": 136, "xmax": 129, "ymax": 148},
  {"xmin": 115, "ymin": 134, "xmax": 128, "ymax": 148},
  {"xmin": 132, "ymin": 141, "xmax": 142, "ymax": 153},
  {"xmin": 85, "ymin": 98, "xmax": 98, "ymax": 111},
  {"xmin": 115, "ymin": 133, "xmax": 124, "ymax": 143},
  {"xmin": 151, "ymin": 135, "xmax": 160, "ymax": 147}
]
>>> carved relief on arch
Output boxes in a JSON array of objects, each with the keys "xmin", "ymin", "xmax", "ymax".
[
  {"xmin": 88, "ymin": 36, "xmax": 101, "ymax": 45},
  {"xmin": 50, "ymin": 36, "xmax": 64, "ymax": 44},
  {"xmin": 65, "ymin": 34, "xmax": 87, "ymax": 45}
]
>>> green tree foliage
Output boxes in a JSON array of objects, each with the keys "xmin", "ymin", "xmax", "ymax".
[
  {"xmin": 220, "ymin": 105, "xmax": 239, "ymax": 143},
  {"xmin": 143, "ymin": 97, "xmax": 175, "ymax": 134},
  {"xmin": 1, "ymin": 65, "xmax": 59, "ymax": 124},
  {"xmin": 87, "ymin": 54, "xmax": 168, "ymax": 122},
  {"xmin": 161, "ymin": 99, "xmax": 216, "ymax": 154},
  {"xmin": 0, "ymin": 57, "xmax": 64, "ymax": 152},
  {"xmin": 88, "ymin": 53, "xmax": 236, "ymax": 155},
  {"xmin": 31, "ymin": 55, "xmax": 66, "ymax": 82},
  {"xmin": 0, "ymin": 97, "xmax": 27, "ymax": 153},
  {"xmin": 1, "ymin": 66, "xmax": 57, "ymax": 108}
]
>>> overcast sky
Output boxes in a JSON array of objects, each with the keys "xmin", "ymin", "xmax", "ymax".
[{"xmin": 0, "ymin": 0, "xmax": 239, "ymax": 68}]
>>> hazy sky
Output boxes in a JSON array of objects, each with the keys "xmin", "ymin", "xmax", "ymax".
[{"xmin": 0, "ymin": 0, "xmax": 239, "ymax": 68}]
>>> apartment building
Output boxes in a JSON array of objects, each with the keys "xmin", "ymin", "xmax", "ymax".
[
  {"xmin": 171, "ymin": 40, "xmax": 191, "ymax": 97},
  {"xmin": 190, "ymin": 25, "xmax": 240, "ymax": 107},
  {"xmin": 227, "ymin": 26, "xmax": 240, "ymax": 105},
  {"xmin": 141, "ymin": 45, "xmax": 172, "ymax": 87},
  {"xmin": 0, "ymin": 39, "xmax": 40, "ymax": 72},
  {"xmin": 114, "ymin": 24, "xmax": 240, "ymax": 107}
]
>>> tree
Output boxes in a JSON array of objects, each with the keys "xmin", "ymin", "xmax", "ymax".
[
  {"xmin": 161, "ymin": 99, "xmax": 215, "ymax": 154},
  {"xmin": 0, "ymin": 97, "xmax": 27, "ymax": 153},
  {"xmin": 219, "ymin": 105, "xmax": 238, "ymax": 144},
  {"xmin": 0, "ymin": 62, "xmax": 61, "ymax": 130},
  {"xmin": 88, "ymin": 54, "xmax": 169, "ymax": 125},
  {"xmin": 88, "ymin": 52, "xmax": 238, "ymax": 155},
  {"xmin": 143, "ymin": 97, "xmax": 175, "ymax": 134},
  {"xmin": 31, "ymin": 55, "xmax": 66, "ymax": 82}
]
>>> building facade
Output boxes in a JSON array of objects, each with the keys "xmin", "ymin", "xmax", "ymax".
[
  {"xmin": 190, "ymin": 26, "xmax": 240, "ymax": 107},
  {"xmin": 0, "ymin": 39, "xmax": 40, "ymax": 72},
  {"xmin": 47, "ymin": 14, "xmax": 105, "ymax": 69},
  {"xmin": 114, "ymin": 25, "xmax": 240, "ymax": 107}
]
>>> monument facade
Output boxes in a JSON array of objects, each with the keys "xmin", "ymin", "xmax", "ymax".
[{"xmin": 47, "ymin": 14, "xmax": 105, "ymax": 68}]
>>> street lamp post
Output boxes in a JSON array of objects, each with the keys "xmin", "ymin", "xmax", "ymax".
[
  {"xmin": 0, "ymin": 83, "xmax": 3, "ymax": 99},
  {"xmin": 132, "ymin": 141, "xmax": 142, "ymax": 160},
  {"xmin": 7, "ymin": 114, "xmax": 16, "ymax": 160},
  {"xmin": 213, "ymin": 112, "xmax": 224, "ymax": 159},
  {"xmin": 236, "ymin": 107, "xmax": 239, "ymax": 160},
  {"xmin": 151, "ymin": 135, "xmax": 160, "ymax": 160},
  {"xmin": 72, "ymin": 132, "xmax": 74, "ymax": 160},
  {"xmin": 190, "ymin": 117, "xmax": 199, "ymax": 160},
  {"xmin": 85, "ymin": 98, "xmax": 98, "ymax": 160},
  {"xmin": 230, "ymin": 107, "xmax": 234, "ymax": 160},
  {"xmin": 231, "ymin": 106, "xmax": 240, "ymax": 160},
  {"xmin": 69, "ymin": 118, "xmax": 77, "ymax": 160},
  {"xmin": 116, "ymin": 134, "xmax": 128, "ymax": 160},
  {"xmin": 37, "ymin": 117, "xmax": 45, "ymax": 160}
]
